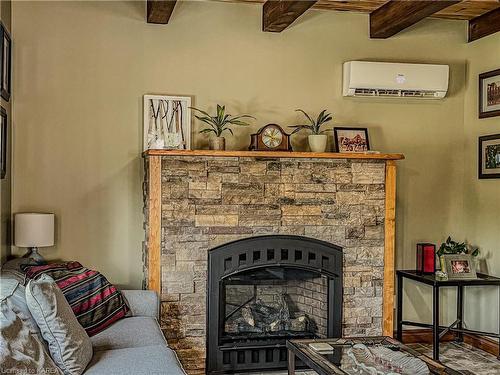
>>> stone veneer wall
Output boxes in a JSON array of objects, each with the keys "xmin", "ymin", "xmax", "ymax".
[{"xmin": 149, "ymin": 155, "xmax": 387, "ymax": 374}]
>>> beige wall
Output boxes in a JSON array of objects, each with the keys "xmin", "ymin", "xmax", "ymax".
[
  {"xmin": 462, "ymin": 33, "xmax": 500, "ymax": 333},
  {"xmin": 12, "ymin": 0, "xmax": 469, "ymax": 298},
  {"xmin": 0, "ymin": 0, "xmax": 11, "ymax": 264}
]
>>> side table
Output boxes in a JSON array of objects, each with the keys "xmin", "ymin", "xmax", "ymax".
[{"xmin": 396, "ymin": 270, "xmax": 500, "ymax": 361}]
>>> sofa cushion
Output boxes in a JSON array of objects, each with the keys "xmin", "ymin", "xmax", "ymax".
[
  {"xmin": 26, "ymin": 274, "xmax": 93, "ymax": 375},
  {"xmin": 23, "ymin": 261, "xmax": 130, "ymax": 336},
  {"xmin": 84, "ymin": 345, "xmax": 185, "ymax": 375},
  {"xmin": 91, "ymin": 317, "xmax": 166, "ymax": 351}
]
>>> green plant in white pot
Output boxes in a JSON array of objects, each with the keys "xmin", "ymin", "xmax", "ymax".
[
  {"xmin": 191, "ymin": 105, "xmax": 255, "ymax": 150},
  {"xmin": 289, "ymin": 109, "xmax": 333, "ymax": 152},
  {"xmin": 437, "ymin": 236, "xmax": 479, "ymax": 271}
]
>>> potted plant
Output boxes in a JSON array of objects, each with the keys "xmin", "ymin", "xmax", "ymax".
[
  {"xmin": 289, "ymin": 109, "xmax": 333, "ymax": 152},
  {"xmin": 191, "ymin": 105, "xmax": 255, "ymax": 150},
  {"xmin": 437, "ymin": 236, "xmax": 479, "ymax": 271}
]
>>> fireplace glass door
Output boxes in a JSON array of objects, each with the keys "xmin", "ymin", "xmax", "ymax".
[{"xmin": 221, "ymin": 266, "xmax": 328, "ymax": 344}]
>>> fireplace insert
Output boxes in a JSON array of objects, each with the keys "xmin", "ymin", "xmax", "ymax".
[{"xmin": 207, "ymin": 235, "xmax": 343, "ymax": 374}]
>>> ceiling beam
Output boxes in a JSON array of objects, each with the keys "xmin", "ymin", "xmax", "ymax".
[
  {"xmin": 370, "ymin": 0, "xmax": 460, "ymax": 39},
  {"xmin": 147, "ymin": 0, "xmax": 177, "ymax": 24},
  {"xmin": 263, "ymin": 0, "xmax": 318, "ymax": 33},
  {"xmin": 469, "ymin": 7, "xmax": 500, "ymax": 42}
]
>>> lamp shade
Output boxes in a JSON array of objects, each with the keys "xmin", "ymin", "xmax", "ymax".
[{"xmin": 14, "ymin": 213, "xmax": 55, "ymax": 248}]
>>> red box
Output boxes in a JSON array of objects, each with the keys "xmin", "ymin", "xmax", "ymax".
[{"xmin": 416, "ymin": 243, "xmax": 436, "ymax": 274}]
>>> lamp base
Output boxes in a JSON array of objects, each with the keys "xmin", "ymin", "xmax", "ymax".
[{"xmin": 23, "ymin": 247, "xmax": 45, "ymax": 264}]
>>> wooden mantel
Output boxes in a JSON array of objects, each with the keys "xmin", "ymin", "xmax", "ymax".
[
  {"xmin": 144, "ymin": 149, "xmax": 405, "ymax": 160},
  {"xmin": 144, "ymin": 149, "xmax": 404, "ymax": 338}
]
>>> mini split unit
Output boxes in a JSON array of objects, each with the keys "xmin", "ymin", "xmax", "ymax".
[{"xmin": 343, "ymin": 61, "xmax": 449, "ymax": 99}]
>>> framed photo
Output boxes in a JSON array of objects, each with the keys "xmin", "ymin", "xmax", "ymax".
[
  {"xmin": 143, "ymin": 95, "xmax": 191, "ymax": 151},
  {"xmin": 478, "ymin": 134, "xmax": 500, "ymax": 179},
  {"xmin": 0, "ymin": 23, "xmax": 11, "ymax": 102},
  {"xmin": 334, "ymin": 127, "xmax": 370, "ymax": 152},
  {"xmin": 479, "ymin": 68, "xmax": 500, "ymax": 119},
  {"xmin": 0, "ymin": 107, "xmax": 6, "ymax": 179},
  {"xmin": 443, "ymin": 254, "xmax": 477, "ymax": 280}
]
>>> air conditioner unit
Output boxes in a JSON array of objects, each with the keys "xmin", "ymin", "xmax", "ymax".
[{"xmin": 343, "ymin": 61, "xmax": 449, "ymax": 99}]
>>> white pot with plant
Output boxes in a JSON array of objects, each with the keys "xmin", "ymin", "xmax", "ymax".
[
  {"xmin": 191, "ymin": 105, "xmax": 255, "ymax": 150},
  {"xmin": 289, "ymin": 109, "xmax": 333, "ymax": 153}
]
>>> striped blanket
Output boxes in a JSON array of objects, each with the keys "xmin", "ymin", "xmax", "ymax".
[{"xmin": 22, "ymin": 261, "xmax": 130, "ymax": 336}]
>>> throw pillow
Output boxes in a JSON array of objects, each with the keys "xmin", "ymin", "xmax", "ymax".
[
  {"xmin": 23, "ymin": 261, "xmax": 130, "ymax": 336},
  {"xmin": 0, "ymin": 273, "xmax": 62, "ymax": 375},
  {"xmin": 25, "ymin": 274, "xmax": 93, "ymax": 375}
]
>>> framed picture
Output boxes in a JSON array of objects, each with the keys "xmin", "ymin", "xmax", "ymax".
[
  {"xmin": 478, "ymin": 134, "xmax": 500, "ymax": 179},
  {"xmin": 479, "ymin": 68, "xmax": 500, "ymax": 119},
  {"xmin": 334, "ymin": 127, "xmax": 370, "ymax": 152},
  {"xmin": 0, "ymin": 23, "xmax": 11, "ymax": 102},
  {"xmin": 0, "ymin": 107, "xmax": 6, "ymax": 179},
  {"xmin": 143, "ymin": 95, "xmax": 191, "ymax": 151},
  {"xmin": 443, "ymin": 254, "xmax": 477, "ymax": 280}
]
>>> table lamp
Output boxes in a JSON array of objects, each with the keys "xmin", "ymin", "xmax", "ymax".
[{"xmin": 14, "ymin": 213, "xmax": 55, "ymax": 263}]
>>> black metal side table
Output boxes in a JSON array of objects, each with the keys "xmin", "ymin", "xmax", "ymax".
[{"xmin": 396, "ymin": 270, "xmax": 500, "ymax": 361}]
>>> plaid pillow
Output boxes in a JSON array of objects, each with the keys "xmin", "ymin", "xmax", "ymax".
[{"xmin": 22, "ymin": 261, "xmax": 129, "ymax": 336}]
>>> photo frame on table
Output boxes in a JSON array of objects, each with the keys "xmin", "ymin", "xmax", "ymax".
[
  {"xmin": 443, "ymin": 254, "xmax": 477, "ymax": 280},
  {"xmin": 479, "ymin": 68, "xmax": 500, "ymax": 119},
  {"xmin": 0, "ymin": 107, "xmax": 6, "ymax": 179},
  {"xmin": 478, "ymin": 134, "xmax": 500, "ymax": 179},
  {"xmin": 0, "ymin": 23, "xmax": 11, "ymax": 102},
  {"xmin": 334, "ymin": 127, "xmax": 370, "ymax": 152},
  {"xmin": 143, "ymin": 95, "xmax": 191, "ymax": 151}
]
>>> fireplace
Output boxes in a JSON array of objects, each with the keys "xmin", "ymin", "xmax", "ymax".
[
  {"xmin": 207, "ymin": 235, "xmax": 343, "ymax": 374},
  {"xmin": 144, "ymin": 151, "xmax": 402, "ymax": 373}
]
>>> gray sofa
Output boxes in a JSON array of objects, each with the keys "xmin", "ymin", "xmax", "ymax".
[
  {"xmin": 85, "ymin": 290, "xmax": 186, "ymax": 375},
  {"xmin": 0, "ymin": 267, "xmax": 186, "ymax": 375}
]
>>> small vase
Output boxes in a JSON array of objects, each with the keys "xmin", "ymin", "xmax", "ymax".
[
  {"xmin": 439, "ymin": 256, "xmax": 446, "ymax": 273},
  {"xmin": 209, "ymin": 137, "xmax": 226, "ymax": 151},
  {"xmin": 308, "ymin": 134, "xmax": 327, "ymax": 153}
]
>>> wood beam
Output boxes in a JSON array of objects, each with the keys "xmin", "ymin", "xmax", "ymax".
[
  {"xmin": 262, "ymin": 0, "xmax": 318, "ymax": 33},
  {"xmin": 370, "ymin": 0, "xmax": 460, "ymax": 39},
  {"xmin": 146, "ymin": 156, "xmax": 161, "ymax": 296},
  {"xmin": 383, "ymin": 160, "xmax": 397, "ymax": 337},
  {"xmin": 469, "ymin": 7, "xmax": 500, "ymax": 42},
  {"xmin": 147, "ymin": 0, "xmax": 177, "ymax": 24}
]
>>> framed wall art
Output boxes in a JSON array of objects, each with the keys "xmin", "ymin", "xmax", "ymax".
[
  {"xmin": 143, "ymin": 95, "xmax": 191, "ymax": 151},
  {"xmin": 0, "ymin": 107, "xmax": 6, "ymax": 179},
  {"xmin": 479, "ymin": 133, "xmax": 500, "ymax": 179},
  {"xmin": 443, "ymin": 254, "xmax": 477, "ymax": 280},
  {"xmin": 334, "ymin": 127, "xmax": 370, "ymax": 152},
  {"xmin": 479, "ymin": 68, "xmax": 500, "ymax": 119},
  {"xmin": 0, "ymin": 23, "xmax": 11, "ymax": 102}
]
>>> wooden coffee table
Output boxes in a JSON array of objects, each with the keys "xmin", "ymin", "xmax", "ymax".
[{"xmin": 286, "ymin": 337, "xmax": 463, "ymax": 375}]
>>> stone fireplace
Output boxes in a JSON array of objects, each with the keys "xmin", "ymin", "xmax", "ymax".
[{"xmin": 143, "ymin": 150, "xmax": 403, "ymax": 374}]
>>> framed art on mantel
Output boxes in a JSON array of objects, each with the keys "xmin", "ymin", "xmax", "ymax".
[
  {"xmin": 143, "ymin": 95, "xmax": 191, "ymax": 151},
  {"xmin": 334, "ymin": 127, "xmax": 370, "ymax": 152},
  {"xmin": 0, "ymin": 23, "xmax": 11, "ymax": 102},
  {"xmin": 479, "ymin": 134, "xmax": 500, "ymax": 179},
  {"xmin": 479, "ymin": 69, "xmax": 500, "ymax": 119}
]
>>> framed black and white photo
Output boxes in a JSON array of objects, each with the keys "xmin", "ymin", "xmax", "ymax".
[
  {"xmin": 0, "ymin": 107, "xmax": 6, "ymax": 179},
  {"xmin": 479, "ymin": 69, "xmax": 500, "ymax": 119},
  {"xmin": 479, "ymin": 134, "xmax": 500, "ymax": 179},
  {"xmin": 0, "ymin": 23, "xmax": 11, "ymax": 102},
  {"xmin": 143, "ymin": 95, "xmax": 191, "ymax": 151},
  {"xmin": 334, "ymin": 127, "xmax": 370, "ymax": 152},
  {"xmin": 443, "ymin": 254, "xmax": 477, "ymax": 280}
]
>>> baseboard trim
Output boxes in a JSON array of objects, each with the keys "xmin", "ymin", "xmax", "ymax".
[{"xmin": 395, "ymin": 329, "xmax": 499, "ymax": 357}]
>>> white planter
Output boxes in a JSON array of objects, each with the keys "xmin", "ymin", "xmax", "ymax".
[{"xmin": 308, "ymin": 134, "xmax": 328, "ymax": 153}]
